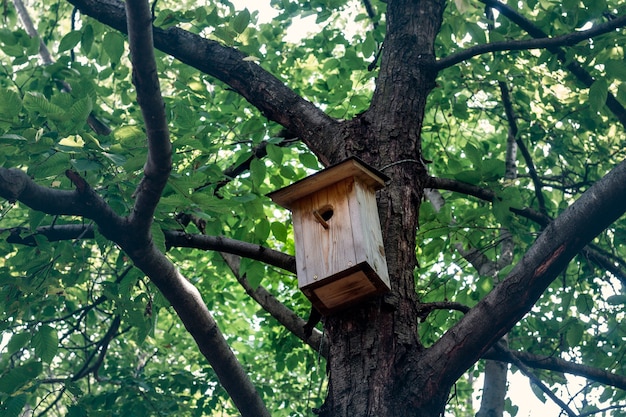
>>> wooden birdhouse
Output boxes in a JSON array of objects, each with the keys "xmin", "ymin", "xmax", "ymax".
[{"xmin": 268, "ymin": 157, "xmax": 391, "ymax": 314}]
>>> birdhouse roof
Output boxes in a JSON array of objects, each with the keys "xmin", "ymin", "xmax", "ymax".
[{"xmin": 268, "ymin": 156, "xmax": 389, "ymax": 209}]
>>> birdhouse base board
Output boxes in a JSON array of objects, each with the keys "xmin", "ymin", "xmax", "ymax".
[{"xmin": 301, "ymin": 263, "xmax": 390, "ymax": 315}]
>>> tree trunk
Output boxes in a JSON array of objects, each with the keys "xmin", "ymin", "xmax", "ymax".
[
  {"xmin": 317, "ymin": 0, "xmax": 448, "ymax": 415},
  {"xmin": 476, "ymin": 359, "xmax": 508, "ymax": 417}
]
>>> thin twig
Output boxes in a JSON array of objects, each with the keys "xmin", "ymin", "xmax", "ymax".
[{"xmin": 436, "ymin": 14, "xmax": 626, "ymax": 70}]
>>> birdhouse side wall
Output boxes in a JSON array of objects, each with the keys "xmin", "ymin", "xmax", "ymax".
[
  {"xmin": 291, "ymin": 179, "xmax": 358, "ymax": 289},
  {"xmin": 348, "ymin": 179, "xmax": 391, "ymax": 289}
]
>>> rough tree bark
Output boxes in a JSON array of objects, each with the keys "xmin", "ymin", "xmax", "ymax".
[{"xmin": 2, "ymin": 0, "xmax": 626, "ymax": 416}]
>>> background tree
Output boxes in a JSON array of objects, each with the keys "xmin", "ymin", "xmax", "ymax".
[{"xmin": 1, "ymin": 0, "xmax": 626, "ymax": 416}]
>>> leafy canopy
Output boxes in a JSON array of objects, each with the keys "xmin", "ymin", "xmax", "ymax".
[{"xmin": 0, "ymin": 0, "xmax": 625, "ymax": 415}]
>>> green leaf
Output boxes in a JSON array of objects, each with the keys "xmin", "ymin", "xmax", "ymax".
[
  {"xmin": 566, "ymin": 322, "xmax": 584, "ymax": 347},
  {"xmin": 453, "ymin": 170, "xmax": 481, "ymax": 185},
  {"xmin": 266, "ymin": 143, "xmax": 284, "ymax": 164},
  {"xmin": 606, "ymin": 294, "xmax": 626, "ymax": 305},
  {"xmin": 66, "ymin": 405, "xmax": 88, "ymax": 417},
  {"xmin": 605, "ymin": 60, "xmax": 626, "ymax": 81},
  {"xmin": 114, "ymin": 125, "xmax": 145, "ymax": 147},
  {"xmin": 361, "ymin": 32, "xmax": 376, "ymax": 57},
  {"xmin": 299, "ymin": 152, "xmax": 319, "ymax": 169},
  {"xmin": 29, "ymin": 209, "xmax": 46, "ymax": 230},
  {"xmin": 481, "ymin": 159, "xmax": 505, "ymax": 181},
  {"xmin": 2, "ymin": 394, "xmax": 27, "ymax": 417},
  {"xmin": 58, "ymin": 30, "xmax": 82, "ymax": 53},
  {"xmin": 65, "ymin": 381, "xmax": 84, "ymax": 397},
  {"xmin": 232, "ymin": 8, "xmax": 251, "ymax": 34},
  {"xmin": 575, "ymin": 293, "xmax": 593, "ymax": 315},
  {"xmin": 244, "ymin": 261, "xmax": 265, "ymax": 289},
  {"xmin": 454, "ymin": 0, "xmax": 471, "ymax": 13},
  {"xmin": 492, "ymin": 197, "xmax": 514, "ymax": 226},
  {"xmin": 530, "ymin": 383, "xmax": 547, "ymax": 403},
  {"xmin": 69, "ymin": 96, "xmax": 93, "ymax": 125},
  {"xmin": 0, "ymin": 88, "xmax": 22, "ymax": 117},
  {"xmin": 464, "ymin": 143, "xmax": 482, "ymax": 167},
  {"xmin": 6, "ymin": 332, "xmax": 30, "ymax": 355},
  {"xmin": 28, "ymin": 152, "xmax": 70, "ymax": 178},
  {"xmin": 33, "ymin": 324, "xmax": 58, "ymax": 363},
  {"xmin": 271, "ymin": 221, "xmax": 288, "ymax": 242},
  {"xmin": 250, "ymin": 157, "xmax": 266, "ymax": 189},
  {"xmin": 588, "ymin": 78, "xmax": 608, "ymax": 112},
  {"xmin": 213, "ymin": 27, "xmax": 236, "ymax": 44},
  {"xmin": 23, "ymin": 92, "xmax": 66, "ymax": 120},
  {"xmin": 151, "ymin": 222, "xmax": 166, "ymax": 253},
  {"xmin": 0, "ymin": 361, "xmax": 42, "ymax": 394},
  {"xmin": 103, "ymin": 32, "xmax": 125, "ymax": 64},
  {"xmin": 153, "ymin": 9, "xmax": 180, "ymax": 28},
  {"xmin": 71, "ymin": 158, "xmax": 102, "ymax": 171},
  {"xmin": 343, "ymin": 49, "xmax": 364, "ymax": 70},
  {"xmin": 81, "ymin": 24, "xmax": 94, "ymax": 54},
  {"xmin": 255, "ymin": 218, "xmax": 271, "ymax": 241}
]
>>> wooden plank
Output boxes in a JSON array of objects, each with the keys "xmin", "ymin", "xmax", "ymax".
[
  {"xmin": 267, "ymin": 156, "xmax": 388, "ymax": 209},
  {"xmin": 294, "ymin": 179, "xmax": 357, "ymax": 288},
  {"xmin": 350, "ymin": 178, "xmax": 390, "ymax": 288}
]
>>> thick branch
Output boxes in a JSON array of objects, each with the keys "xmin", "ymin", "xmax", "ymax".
[
  {"xmin": 479, "ymin": 0, "xmax": 626, "ymax": 129},
  {"xmin": 124, "ymin": 0, "xmax": 171, "ymax": 231},
  {"xmin": 483, "ymin": 348, "xmax": 626, "ymax": 391},
  {"xmin": 66, "ymin": 0, "xmax": 340, "ymax": 165},
  {"xmin": 0, "ymin": 168, "xmax": 124, "ymax": 230},
  {"xmin": 164, "ymin": 230, "xmax": 297, "ymax": 274},
  {"xmin": 436, "ymin": 15, "xmax": 626, "ymax": 70},
  {"xmin": 2, "ymin": 223, "xmax": 297, "ymax": 276},
  {"xmin": 131, "ymin": 245, "xmax": 271, "ymax": 417},
  {"xmin": 423, "ymin": 157, "xmax": 626, "ymax": 390}
]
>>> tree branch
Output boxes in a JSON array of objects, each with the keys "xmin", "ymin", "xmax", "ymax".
[
  {"xmin": 0, "ymin": 2, "xmax": 272, "ymax": 415},
  {"xmin": 493, "ymin": 344, "xmax": 578, "ymax": 417},
  {"xmin": 581, "ymin": 245, "xmax": 626, "ymax": 287},
  {"xmin": 436, "ymin": 14, "xmax": 626, "ymax": 70},
  {"xmin": 0, "ymin": 169, "xmax": 124, "ymax": 230},
  {"xmin": 109, "ymin": 14, "xmax": 271, "ymax": 414},
  {"xmin": 73, "ymin": 316, "xmax": 121, "ymax": 380},
  {"xmin": 478, "ymin": 0, "xmax": 626, "ymax": 129},
  {"xmin": 417, "ymin": 301, "xmax": 470, "ymax": 322},
  {"xmin": 220, "ymin": 253, "xmax": 326, "ymax": 356},
  {"xmin": 483, "ymin": 347, "xmax": 626, "ymax": 391},
  {"xmin": 425, "ymin": 175, "xmax": 552, "ymax": 225},
  {"xmin": 498, "ymin": 80, "xmax": 547, "ymax": 215},
  {"xmin": 66, "ymin": 0, "xmax": 340, "ymax": 165},
  {"xmin": 164, "ymin": 230, "xmax": 297, "ymax": 274},
  {"xmin": 425, "ymin": 176, "xmax": 626, "ymax": 282},
  {"xmin": 2, "ymin": 224, "xmax": 298, "ymax": 276},
  {"xmin": 124, "ymin": 0, "xmax": 171, "ymax": 232},
  {"xmin": 422, "ymin": 157, "xmax": 626, "ymax": 391}
]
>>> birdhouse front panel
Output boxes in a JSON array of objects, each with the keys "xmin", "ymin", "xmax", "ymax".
[
  {"xmin": 267, "ymin": 157, "xmax": 391, "ymax": 314},
  {"xmin": 291, "ymin": 178, "xmax": 358, "ymax": 287},
  {"xmin": 291, "ymin": 176, "xmax": 390, "ymax": 313}
]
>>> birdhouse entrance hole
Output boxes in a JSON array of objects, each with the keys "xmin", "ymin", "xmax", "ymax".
[{"xmin": 313, "ymin": 205, "xmax": 334, "ymax": 229}]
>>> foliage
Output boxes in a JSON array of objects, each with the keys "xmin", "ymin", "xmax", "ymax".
[{"xmin": 0, "ymin": 0, "xmax": 625, "ymax": 415}]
